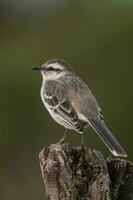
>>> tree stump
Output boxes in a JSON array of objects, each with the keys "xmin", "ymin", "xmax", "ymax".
[{"xmin": 39, "ymin": 143, "xmax": 133, "ymax": 200}]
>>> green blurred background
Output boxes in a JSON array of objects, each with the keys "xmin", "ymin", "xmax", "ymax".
[{"xmin": 0, "ymin": 0, "xmax": 133, "ymax": 199}]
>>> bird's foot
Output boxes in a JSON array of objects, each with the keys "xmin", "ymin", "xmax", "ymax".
[
  {"xmin": 57, "ymin": 129, "xmax": 69, "ymax": 145},
  {"xmin": 57, "ymin": 136, "xmax": 65, "ymax": 145}
]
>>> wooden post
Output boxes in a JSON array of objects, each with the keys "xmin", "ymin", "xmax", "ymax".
[{"xmin": 39, "ymin": 143, "xmax": 133, "ymax": 200}]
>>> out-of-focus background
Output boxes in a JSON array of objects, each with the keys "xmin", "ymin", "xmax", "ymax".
[{"xmin": 0, "ymin": 0, "xmax": 133, "ymax": 199}]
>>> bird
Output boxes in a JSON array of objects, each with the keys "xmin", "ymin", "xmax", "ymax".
[{"xmin": 33, "ymin": 59, "xmax": 127, "ymax": 157}]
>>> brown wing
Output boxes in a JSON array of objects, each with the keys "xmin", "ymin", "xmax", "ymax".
[{"xmin": 44, "ymin": 80, "xmax": 83, "ymax": 132}]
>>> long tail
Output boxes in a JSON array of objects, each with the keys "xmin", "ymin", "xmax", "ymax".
[{"xmin": 89, "ymin": 119, "xmax": 127, "ymax": 157}]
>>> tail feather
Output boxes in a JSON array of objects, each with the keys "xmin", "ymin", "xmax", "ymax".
[{"xmin": 89, "ymin": 119, "xmax": 127, "ymax": 157}]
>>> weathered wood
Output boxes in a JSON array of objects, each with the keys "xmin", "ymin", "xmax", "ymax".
[{"xmin": 39, "ymin": 143, "xmax": 133, "ymax": 200}]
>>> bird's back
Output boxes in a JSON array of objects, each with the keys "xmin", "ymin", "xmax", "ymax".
[{"xmin": 58, "ymin": 73, "xmax": 101, "ymax": 121}]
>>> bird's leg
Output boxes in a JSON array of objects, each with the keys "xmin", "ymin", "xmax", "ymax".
[
  {"xmin": 80, "ymin": 133, "xmax": 84, "ymax": 146},
  {"xmin": 77, "ymin": 133, "xmax": 84, "ymax": 151},
  {"xmin": 107, "ymin": 156, "xmax": 113, "ymax": 161},
  {"xmin": 58, "ymin": 129, "xmax": 69, "ymax": 144},
  {"xmin": 45, "ymin": 193, "xmax": 49, "ymax": 200}
]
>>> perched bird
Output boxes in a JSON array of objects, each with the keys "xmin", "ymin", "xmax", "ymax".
[{"xmin": 33, "ymin": 59, "xmax": 127, "ymax": 157}]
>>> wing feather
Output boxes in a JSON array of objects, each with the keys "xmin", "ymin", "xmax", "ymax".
[{"xmin": 44, "ymin": 80, "xmax": 83, "ymax": 132}]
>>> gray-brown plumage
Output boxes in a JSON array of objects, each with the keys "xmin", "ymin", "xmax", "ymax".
[{"xmin": 33, "ymin": 59, "xmax": 127, "ymax": 157}]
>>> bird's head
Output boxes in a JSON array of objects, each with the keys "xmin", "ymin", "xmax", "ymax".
[{"xmin": 33, "ymin": 59, "xmax": 73, "ymax": 80}]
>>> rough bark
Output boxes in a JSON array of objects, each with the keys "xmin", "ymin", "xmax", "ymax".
[{"xmin": 39, "ymin": 143, "xmax": 133, "ymax": 200}]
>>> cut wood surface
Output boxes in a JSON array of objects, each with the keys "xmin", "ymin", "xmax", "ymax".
[{"xmin": 39, "ymin": 143, "xmax": 133, "ymax": 200}]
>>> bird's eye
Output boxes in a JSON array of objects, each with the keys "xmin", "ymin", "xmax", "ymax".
[
  {"xmin": 47, "ymin": 67, "xmax": 55, "ymax": 71},
  {"xmin": 47, "ymin": 67, "xmax": 60, "ymax": 71}
]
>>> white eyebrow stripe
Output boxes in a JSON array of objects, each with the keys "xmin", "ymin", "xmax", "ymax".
[{"xmin": 48, "ymin": 63, "xmax": 63, "ymax": 70}]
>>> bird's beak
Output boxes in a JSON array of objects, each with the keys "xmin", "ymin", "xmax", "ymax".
[{"xmin": 32, "ymin": 66, "xmax": 43, "ymax": 71}]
